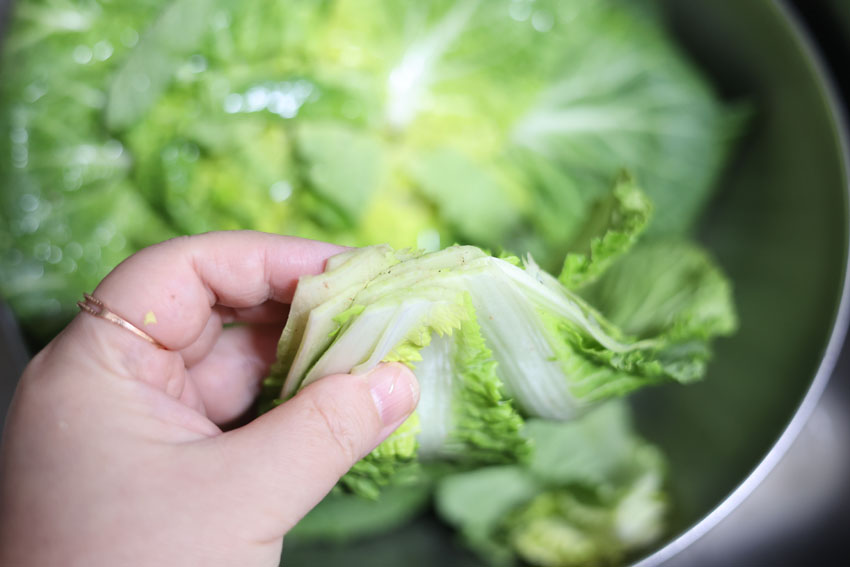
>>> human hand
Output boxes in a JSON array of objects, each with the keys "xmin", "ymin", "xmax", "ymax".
[{"xmin": 0, "ymin": 231, "xmax": 419, "ymax": 567}]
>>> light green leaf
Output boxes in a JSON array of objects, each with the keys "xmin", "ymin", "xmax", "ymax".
[
  {"xmin": 436, "ymin": 401, "xmax": 668, "ymax": 567},
  {"xmin": 105, "ymin": 0, "xmax": 218, "ymax": 130},
  {"xmin": 289, "ymin": 480, "xmax": 432, "ymax": 543},
  {"xmin": 581, "ymin": 239, "xmax": 738, "ymax": 341},
  {"xmin": 559, "ymin": 174, "xmax": 652, "ymax": 289},
  {"xmin": 409, "ymin": 149, "xmax": 524, "ymax": 246},
  {"xmin": 296, "ymin": 122, "xmax": 385, "ymax": 224}
]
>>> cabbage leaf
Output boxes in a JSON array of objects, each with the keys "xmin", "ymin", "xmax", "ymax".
[
  {"xmin": 265, "ymin": 239, "xmax": 734, "ymax": 496},
  {"xmin": 436, "ymin": 401, "xmax": 667, "ymax": 567}
]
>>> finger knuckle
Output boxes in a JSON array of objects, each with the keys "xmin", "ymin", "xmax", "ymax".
[{"xmin": 305, "ymin": 396, "xmax": 361, "ymax": 463}]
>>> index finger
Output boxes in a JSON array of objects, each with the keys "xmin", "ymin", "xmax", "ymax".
[{"xmin": 88, "ymin": 231, "xmax": 345, "ymax": 351}]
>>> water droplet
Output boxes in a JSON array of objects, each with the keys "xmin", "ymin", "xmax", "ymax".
[
  {"xmin": 559, "ymin": 4, "xmax": 580, "ymax": 23},
  {"xmin": 59, "ymin": 257, "xmax": 78, "ymax": 274},
  {"xmin": 294, "ymin": 80, "xmax": 314, "ymax": 99},
  {"xmin": 73, "ymin": 45, "xmax": 93, "ymax": 64},
  {"xmin": 531, "ymin": 10, "xmax": 554, "ymax": 33},
  {"xmin": 268, "ymin": 91, "xmax": 299, "ymax": 118},
  {"xmin": 18, "ymin": 216, "xmax": 39, "ymax": 234},
  {"xmin": 162, "ymin": 146, "xmax": 180, "ymax": 162},
  {"xmin": 47, "ymin": 245, "xmax": 63, "ymax": 264},
  {"xmin": 110, "ymin": 233, "xmax": 127, "ymax": 251},
  {"xmin": 227, "ymin": 81, "xmax": 315, "ymax": 117},
  {"xmin": 74, "ymin": 144, "xmax": 97, "ymax": 163},
  {"xmin": 55, "ymin": 8, "xmax": 88, "ymax": 31},
  {"xmin": 245, "ymin": 87, "xmax": 270, "ymax": 112},
  {"xmin": 23, "ymin": 83, "xmax": 47, "ymax": 103},
  {"xmin": 95, "ymin": 224, "xmax": 114, "ymax": 245},
  {"xmin": 93, "ymin": 40, "xmax": 114, "ymax": 61},
  {"xmin": 224, "ymin": 93, "xmax": 244, "ymax": 113},
  {"xmin": 121, "ymin": 28, "xmax": 139, "ymax": 47},
  {"xmin": 11, "ymin": 145, "xmax": 28, "ymax": 168},
  {"xmin": 10, "ymin": 127, "xmax": 28, "ymax": 144},
  {"xmin": 19, "ymin": 193, "xmax": 39, "ymax": 212},
  {"xmin": 188, "ymin": 54, "xmax": 207, "ymax": 74},
  {"xmin": 65, "ymin": 242, "xmax": 84, "ymax": 260},
  {"xmin": 167, "ymin": 169, "xmax": 188, "ymax": 186},
  {"xmin": 269, "ymin": 181, "xmax": 293, "ymax": 202},
  {"xmin": 34, "ymin": 242, "xmax": 51, "ymax": 262},
  {"xmin": 81, "ymin": 88, "xmax": 106, "ymax": 109},
  {"xmin": 212, "ymin": 11, "xmax": 231, "ymax": 30},
  {"xmin": 22, "ymin": 261, "xmax": 44, "ymax": 280},
  {"xmin": 132, "ymin": 73, "xmax": 151, "ymax": 92},
  {"xmin": 510, "ymin": 1, "xmax": 532, "ymax": 22},
  {"xmin": 64, "ymin": 167, "xmax": 83, "ymax": 191},
  {"xmin": 104, "ymin": 139, "xmax": 124, "ymax": 160}
]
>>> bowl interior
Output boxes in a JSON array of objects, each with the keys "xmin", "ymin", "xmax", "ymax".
[
  {"xmin": 0, "ymin": 0, "xmax": 846, "ymax": 565},
  {"xmin": 635, "ymin": 0, "xmax": 847, "ymax": 551},
  {"xmin": 283, "ymin": 0, "xmax": 849, "ymax": 564}
]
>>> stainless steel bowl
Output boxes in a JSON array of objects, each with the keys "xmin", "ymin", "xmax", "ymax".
[
  {"xmin": 1, "ymin": 0, "xmax": 848, "ymax": 565},
  {"xmin": 282, "ymin": 1, "xmax": 850, "ymax": 564},
  {"xmin": 634, "ymin": 1, "xmax": 850, "ymax": 563}
]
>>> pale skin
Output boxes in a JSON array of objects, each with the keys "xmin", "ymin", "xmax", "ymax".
[{"xmin": 0, "ymin": 231, "xmax": 420, "ymax": 567}]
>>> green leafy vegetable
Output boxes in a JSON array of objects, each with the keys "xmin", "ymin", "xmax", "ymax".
[
  {"xmin": 266, "ymin": 239, "xmax": 734, "ymax": 496},
  {"xmin": 409, "ymin": 149, "xmax": 525, "ymax": 246},
  {"xmin": 580, "ymin": 239, "xmax": 738, "ymax": 342},
  {"xmin": 0, "ymin": 1, "xmax": 745, "ymax": 564},
  {"xmin": 105, "ymin": 0, "xmax": 217, "ymax": 131},
  {"xmin": 295, "ymin": 123, "xmax": 385, "ymax": 224},
  {"xmin": 1, "ymin": 0, "xmax": 743, "ymax": 340},
  {"xmin": 558, "ymin": 173, "xmax": 652, "ymax": 290},
  {"xmin": 436, "ymin": 401, "xmax": 667, "ymax": 567},
  {"xmin": 288, "ymin": 479, "xmax": 432, "ymax": 543}
]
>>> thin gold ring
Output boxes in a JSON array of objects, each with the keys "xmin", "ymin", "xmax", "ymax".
[{"xmin": 77, "ymin": 293, "xmax": 166, "ymax": 349}]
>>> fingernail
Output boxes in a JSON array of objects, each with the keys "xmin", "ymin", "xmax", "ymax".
[{"xmin": 366, "ymin": 363, "xmax": 419, "ymax": 428}]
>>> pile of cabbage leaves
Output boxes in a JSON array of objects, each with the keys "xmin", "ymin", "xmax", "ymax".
[{"xmin": 0, "ymin": 0, "xmax": 744, "ymax": 565}]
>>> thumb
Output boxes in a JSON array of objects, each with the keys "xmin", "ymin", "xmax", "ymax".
[{"xmin": 214, "ymin": 362, "xmax": 419, "ymax": 536}]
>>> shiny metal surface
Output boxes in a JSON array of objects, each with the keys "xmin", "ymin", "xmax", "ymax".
[{"xmin": 635, "ymin": 1, "xmax": 850, "ymax": 565}]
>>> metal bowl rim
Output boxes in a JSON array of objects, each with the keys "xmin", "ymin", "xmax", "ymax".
[{"xmin": 633, "ymin": 1, "xmax": 850, "ymax": 565}]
